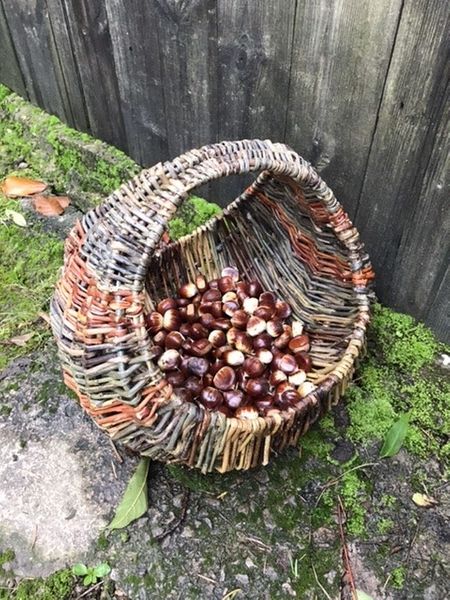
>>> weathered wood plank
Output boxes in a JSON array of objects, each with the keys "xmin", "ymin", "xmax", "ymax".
[
  {"xmin": 46, "ymin": 0, "xmax": 90, "ymax": 131},
  {"xmin": 215, "ymin": 0, "xmax": 296, "ymax": 204},
  {"xmin": 61, "ymin": 0, "xmax": 127, "ymax": 149},
  {"xmin": 427, "ymin": 266, "xmax": 449, "ymax": 343},
  {"xmin": 1, "ymin": 0, "xmax": 69, "ymax": 119},
  {"xmin": 285, "ymin": 0, "xmax": 403, "ymax": 217},
  {"xmin": 105, "ymin": 0, "xmax": 168, "ymax": 166},
  {"xmin": 0, "ymin": 1, "xmax": 27, "ymax": 97},
  {"xmin": 355, "ymin": 0, "xmax": 449, "ymax": 335}
]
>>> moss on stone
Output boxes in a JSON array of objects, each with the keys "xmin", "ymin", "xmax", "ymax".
[
  {"xmin": 390, "ymin": 565, "xmax": 406, "ymax": 589},
  {"xmin": 10, "ymin": 569, "xmax": 75, "ymax": 600},
  {"xmin": 168, "ymin": 196, "xmax": 222, "ymax": 240}
]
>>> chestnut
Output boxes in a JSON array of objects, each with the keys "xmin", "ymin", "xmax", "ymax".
[
  {"xmin": 296, "ymin": 352, "xmax": 312, "ymax": 373},
  {"xmin": 179, "ymin": 323, "xmax": 192, "ymax": 337},
  {"xmin": 288, "ymin": 335, "xmax": 310, "ymax": 354},
  {"xmin": 147, "ymin": 311, "xmax": 163, "ymax": 334},
  {"xmin": 253, "ymin": 333, "xmax": 272, "ymax": 350},
  {"xmin": 150, "ymin": 345, "xmax": 163, "ymax": 359},
  {"xmin": 181, "ymin": 339, "xmax": 194, "ymax": 354},
  {"xmin": 243, "ymin": 357, "xmax": 265, "ymax": 378},
  {"xmin": 210, "ymin": 301, "xmax": 223, "ymax": 318},
  {"xmin": 275, "ymin": 300, "xmax": 292, "ymax": 319},
  {"xmin": 248, "ymin": 280, "xmax": 263, "ymax": 297},
  {"xmin": 297, "ymin": 381, "xmax": 316, "ymax": 398},
  {"xmin": 247, "ymin": 316, "xmax": 266, "ymax": 337},
  {"xmin": 223, "ymin": 301, "xmax": 239, "ymax": 316},
  {"xmin": 291, "ymin": 320, "xmax": 304, "ymax": 337},
  {"xmin": 158, "ymin": 349, "xmax": 181, "ymax": 371},
  {"xmin": 202, "ymin": 288, "xmax": 221, "ymax": 303},
  {"xmin": 187, "ymin": 357, "xmax": 209, "ymax": 376},
  {"xmin": 191, "ymin": 339, "xmax": 213, "ymax": 357},
  {"xmin": 254, "ymin": 305, "xmax": 275, "ymax": 320},
  {"xmin": 266, "ymin": 318, "xmax": 283, "ymax": 338},
  {"xmin": 152, "ymin": 330, "xmax": 167, "ymax": 347},
  {"xmin": 213, "ymin": 366, "xmax": 236, "ymax": 391},
  {"xmin": 157, "ymin": 298, "xmax": 177, "ymax": 314},
  {"xmin": 174, "ymin": 387, "xmax": 193, "ymax": 403},
  {"xmin": 236, "ymin": 282, "xmax": 250, "ymax": 302},
  {"xmin": 278, "ymin": 354, "xmax": 298, "ymax": 374},
  {"xmin": 230, "ymin": 310, "xmax": 249, "ymax": 329},
  {"xmin": 179, "ymin": 282, "xmax": 198, "ymax": 299},
  {"xmin": 243, "ymin": 297, "xmax": 259, "ymax": 315},
  {"xmin": 185, "ymin": 376, "xmax": 203, "ymax": 396},
  {"xmin": 245, "ymin": 378, "xmax": 269, "ymax": 397},
  {"xmin": 269, "ymin": 369, "xmax": 287, "ymax": 386},
  {"xmin": 176, "ymin": 297, "xmax": 190, "ymax": 307},
  {"xmin": 288, "ymin": 370, "xmax": 307, "ymax": 387},
  {"xmin": 221, "ymin": 266, "xmax": 240, "ymax": 281},
  {"xmin": 223, "ymin": 389, "xmax": 245, "ymax": 410},
  {"xmin": 195, "ymin": 274, "xmax": 207, "ymax": 291},
  {"xmin": 200, "ymin": 313, "xmax": 215, "ymax": 329},
  {"xmin": 222, "ymin": 291, "xmax": 238, "ymax": 303},
  {"xmin": 256, "ymin": 348, "xmax": 273, "ymax": 365},
  {"xmin": 200, "ymin": 386, "xmax": 223, "ymax": 409},
  {"xmin": 208, "ymin": 278, "xmax": 220, "ymax": 289},
  {"xmin": 208, "ymin": 329, "xmax": 227, "ymax": 348},
  {"xmin": 255, "ymin": 394, "xmax": 274, "ymax": 413},
  {"xmin": 218, "ymin": 276, "xmax": 235, "ymax": 293},
  {"xmin": 213, "ymin": 318, "xmax": 231, "ymax": 331},
  {"xmin": 209, "ymin": 359, "xmax": 226, "ymax": 376},
  {"xmin": 226, "ymin": 327, "xmax": 239, "ymax": 345},
  {"xmin": 224, "ymin": 349, "xmax": 245, "ymax": 367},
  {"xmin": 215, "ymin": 345, "xmax": 233, "ymax": 359},
  {"xmin": 259, "ymin": 291, "xmax": 277, "ymax": 306},
  {"xmin": 234, "ymin": 331, "xmax": 253, "ymax": 354},
  {"xmin": 165, "ymin": 331, "xmax": 185, "ymax": 350},
  {"xmin": 273, "ymin": 328, "xmax": 291, "ymax": 350},
  {"xmin": 235, "ymin": 405, "xmax": 259, "ymax": 420},
  {"xmin": 185, "ymin": 303, "xmax": 197, "ymax": 322},
  {"xmin": 191, "ymin": 323, "xmax": 209, "ymax": 340},
  {"xmin": 165, "ymin": 369, "xmax": 186, "ymax": 387},
  {"xmin": 198, "ymin": 302, "xmax": 213, "ymax": 315},
  {"xmin": 163, "ymin": 308, "xmax": 181, "ymax": 331}
]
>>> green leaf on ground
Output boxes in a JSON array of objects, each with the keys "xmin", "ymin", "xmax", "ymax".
[
  {"xmin": 357, "ymin": 591, "xmax": 375, "ymax": 600},
  {"xmin": 379, "ymin": 413, "xmax": 409, "ymax": 458},
  {"xmin": 72, "ymin": 563, "xmax": 88, "ymax": 576},
  {"xmin": 94, "ymin": 563, "xmax": 111, "ymax": 578},
  {"xmin": 108, "ymin": 457, "xmax": 150, "ymax": 530}
]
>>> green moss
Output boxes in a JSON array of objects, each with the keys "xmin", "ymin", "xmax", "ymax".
[
  {"xmin": 0, "ymin": 84, "xmax": 12, "ymax": 102},
  {"xmin": 377, "ymin": 518, "xmax": 394, "ymax": 534},
  {"xmin": 168, "ymin": 195, "xmax": 221, "ymax": 240},
  {"xmin": 345, "ymin": 303, "xmax": 449, "ymax": 462},
  {"xmin": 0, "ymin": 548, "xmax": 15, "ymax": 577},
  {"xmin": 390, "ymin": 566, "xmax": 406, "ymax": 589},
  {"xmin": 0, "ymin": 201, "xmax": 64, "ymax": 368},
  {"xmin": 9, "ymin": 569, "xmax": 75, "ymax": 600}
]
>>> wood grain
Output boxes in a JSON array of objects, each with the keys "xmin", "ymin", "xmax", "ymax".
[{"xmin": 0, "ymin": 1, "xmax": 26, "ymax": 97}]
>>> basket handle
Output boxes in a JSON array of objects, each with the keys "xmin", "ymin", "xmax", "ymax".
[{"xmin": 89, "ymin": 139, "xmax": 354, "ymax": 290}]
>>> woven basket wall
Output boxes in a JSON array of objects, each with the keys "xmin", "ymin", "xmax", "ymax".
[{"xmin": 51, "ymin": 139, "xmax": 374, "ymax": 473}]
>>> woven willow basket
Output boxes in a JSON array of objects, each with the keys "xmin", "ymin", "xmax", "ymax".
[{"xmin": 51, "ymin": 139, "xmax": 374, "ymax": 473}]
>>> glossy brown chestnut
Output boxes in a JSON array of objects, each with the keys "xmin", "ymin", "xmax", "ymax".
[
  {"xmin": 230, "ymin": 310, "xmax": 249, "ymax": 329},
  {"xmin": 275, "ymin": 300, "xmax": 292, "ymax": 319},
  {"xmin": 288, "ymin": 370, "xmax": 307, "ymax": 386},
  {"xmin": 245, "ymin": 377, "xmax": 270, "ymax": 397},
  {"xmin": 179, "ymin": 323, "xmax": 192, "ymax": 337},
  {"xmin": 235, "ymin": 282, "xmax": 250, "ymax": 301},
  {"xmin": 256, "ymin": 348, "xmax": 273, "ymax": 365},
  {"xmin": 259, "ymin": 291, "xmax": 277, "ymax": 306},
  {"xmin": 223, "ymin": 301, "xmax": 239, "ymax": 316},
  {"xmin": 288, "ymin": 334, "xmax": 310, "ymax": 354},
  {"xmin": 218, "ymin": 276, "xmax": 235, "ymax": 293},
  {"xmin": 247, "ymin": 316, "xmax": 266, "ymax": 337},
  {"xmin": 224, "ymin": 349, "xmax": 245, "ymax": 367},
  {"xmin": 222, "ymin": 291, "xmax": 238, "ymax": 303},
  {"xmin": 273, "ymin": 328, "xmax": 291, "ymax": 350},
  {"xmin": 163, "ymin": 308, "xmax": 181, "ymax": 331},
  {"xmin": 157, "ymin": 298, "xmax": 177, "ymax": 314},
  {"xmin": 234, "ymin": 332, "xmax": 254, "ymax": 354},
  {"xmin": 165, "ymin": 331, "xmax": 185, "ymax": 349},
  {"xmin": 269, "ymin": 369, "xmax": 287, "ymax": 386},
  {"xmin": 255, "ymin": 394, "xmax": 274, "ymax": 412},
  {"xmin": 243, "ymin": 297, "xmax": 259, "ymax": 315},
  {"xmin": 209, "ymin": 359, "xmax": 226, "ymax": 376},
  {"xmin": 210, "ymin": 301, "xmax": 223, "ymax": 318},
  {"xmin": 152, "ymin": 330, "xmax": 167, "ymax": 346},
  {"xmin": 208, "ymin": 329, "xmax": 226, "ymax": 348},
  {"xmin": 223, "ymin": 389, "xmax": 245, "ymax": 410},
  {"xmin": 165, "ymin": 369, "xmax": 186, "ymax": 387},
  {"xmin": 226, "ymin": 327, "xmax": 239, "ymax": 345},
  {"xmin": 243, "ymin": 356, "xmax": 265, "ymax": 378},
  {"xmin": 147, "ymin": 311, "xmax": 164, "ymax": 334},
  {"xmin": 253, "ymin": 333, "xmax": 272, "ymax": 350},
  {"xmin": 179, "ymin": 282, "xmax": 198, "ymax": 299},
  {"xmin": 195, "ymin": 274, "xmax": 207, "ymax": 291},
  {"xmin": 191, "ymin": 339, "xmax": 213, "ymax": 357},
  {"xmin": 202, "ymin": 288, "xmax": 221, "ymax": 302},
  {"xmin": 185, "ymin": 303, "xmax": 197, "ymax": 322},
  {"xmin": 200, "ymin": 313, "xmax": 215, "ymax": 329},
  {"xmin": 158, "ymin": 349, "xmax": 181, "ymax": 371},
  {"xmin": 213, "ymin": 318, "xmax": 231, "ymax": 331},
  {"xmin": 254, "ymin": 305, "xmax": 275, "ymax": 320},
  {"xmin": 295, "ymin": 352, "xmax": 312, "ymax": 372},
  {"xmin": 213, "ymin": 366, "xmax": 236, "ymax": 391},
  {"xmin": 215, "ymin": 345, "xmax": 233, "ymax": 359},
  {"xmin": 266, "ymin": 318, "xmax": 284, "ymax": 338},
  {"xmin": 221, "ymin": 266, "xmax": 240, "ymax": 281},
  {"xmin": 190, "ymin": 323, "xmax": 209, "ymax": 340},
  {"xmin": 278, "ymin": 354, "xmax": 298, "ymax": 374},
  {"xmin": 248, "ymin": 280, "xmax": 263, "ymax": 297},
  {"xmin": 174, "ymin": 387, "xmax": 193, "ymax": 403},
  {"xmin": 185, "ymin": 376, "xmax": 203, "ymax": 395},
  {"xmin": 176, "ymin": 298, "xmax": 190, "ymax": 307},
  {"xmin": 200, "ymin": 386, "xmax": 223, "ymax": 409},
  {"xmin": 235, "ymin": 405, "xmax": 259, "ymax": 419}
]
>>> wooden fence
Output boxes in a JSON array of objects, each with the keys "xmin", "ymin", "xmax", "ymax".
[{"xmin": 0, "ymin": 0, "xmax": 448, "ymax": 341}]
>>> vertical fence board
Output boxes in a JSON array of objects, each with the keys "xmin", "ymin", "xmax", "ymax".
[
  {"xmin": 213, "ymin": 0, "xmax": 296, "ymax": 203},
  {"xmin": 355, "ymin": 0, "xmax": 449, "ymax": 340},
  {"xmin": 0, "ymin": 1, "xmax": 27, "ymax": 97},
  {"xmin": 61, "ymin": 0, "xmax": 126, "ymax": 149},
  {"xmin": 2, "ymin": 0, "xmax": 69, "ymax": 120},
  {"xmin": 105, "ymin": 0, "xmax": 168, "ymax": 166},
  {"xmin": 285, "ymin": 0, "xmax": 402, "ymax": 218}
]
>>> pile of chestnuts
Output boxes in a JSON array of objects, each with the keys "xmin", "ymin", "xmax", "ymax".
[{"xmin": 146, "ymin": 267, "xmax": 316, "ymax": 418}]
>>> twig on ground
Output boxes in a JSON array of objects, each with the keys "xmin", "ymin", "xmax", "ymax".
[
  {"xmin": 110, "ymin": 460, "xmax": 117, "ymax": 479},
  {"xmin": 197, "ymin": 573, "xmax": 217, "ymax": 585},
  {"xmin": 109, "ymin": 439, "xmax": 123, "ymax": 463},
  {"xmin": 75, "ymin": 581, "xmax": 103, "ymax": 599},
  {"xmin": 337, "ymin": 495, "xmax": 357, "ymax": 600},
  {"xmin": 315, "ymin": 463, "xmax": 377, "ymax": 508},
  {"xmin": 154, "ymin": 489, "xmax": 190, "ymax": 542},
  {"xmin": 30, "ymin": 525, "xmax": 38, "ymax": 551}
]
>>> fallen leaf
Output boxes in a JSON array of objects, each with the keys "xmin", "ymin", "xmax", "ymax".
[
  {"xmin": 357, "ymin": 591, "xmax": 375, "ymax": 600},
  {"xmin": 8, "ymin": 333, "xmax": 33, "ymax": 346},
  {"xmin": 108, "ymin": 457, "xmax": 150, "ymax": 529},
  {"xmin": 1, "ymin": 175, "xmax": 47, "ymax": 198},
  {"xmin": 33, "ymin": 195, "xmax": 70, "ymax": 216},
  {"xmin": 412, "ymin": 493, "xmax": 438, "ymax": 508},
  {"xmin": 379, "ymin": 413, "xmax": 409, "ymax": 459},
  {"xmin": 4, "ymin": 209, "xmax": 27, "ymax": 227}
]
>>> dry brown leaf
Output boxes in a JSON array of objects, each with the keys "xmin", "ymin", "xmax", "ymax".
[
  {"xmin": 33, "ymin": 195, "xmax": 71, "ymax": 216},
  {"xmin": 8, "ymin": 333, "xmax": 33, "ymax": 347},
  {"xmin": 412, "ymin": 493, "xmax": 438, "ymax": 508},
  {"xmin": 1, "ymin": 175, "xmax": 47, "ymax": 198}
]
